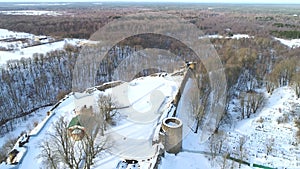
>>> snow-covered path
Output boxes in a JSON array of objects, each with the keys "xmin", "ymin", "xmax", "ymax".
[
  {"xmin": 19, "ymin": 96, "xmax": 75, "ymax": 169},
  {"xmin": 0, "ymin": 107, "xmax": 50, "ymax": 148}
]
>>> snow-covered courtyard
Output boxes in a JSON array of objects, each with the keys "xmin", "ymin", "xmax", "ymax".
[{"xmin": 0, "ymin": 73, "xmax": 182, "ymax": 169}]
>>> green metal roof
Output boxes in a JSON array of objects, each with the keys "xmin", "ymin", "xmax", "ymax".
[{"xmin": 68, "ymin": 115, "xmax": 82, "ymax": 128}]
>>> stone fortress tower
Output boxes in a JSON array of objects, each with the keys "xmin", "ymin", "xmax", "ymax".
[{"xmin": 160, "ymin": 117, "xmax": 183, "ymax": 154}]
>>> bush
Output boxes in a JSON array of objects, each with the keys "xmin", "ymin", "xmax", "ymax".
[
  {"xmin": 0, "ymin": 148, "xmax": 6, "ymax": 164},
  {"xmin": 0, "ymin": 136, "xmax": 18, "ymax": 163},
  {"xmin": 276, "ymin": 117, "xmax": 283, "ymax": 124},
  {"xmin": 56, "ymin": 90, "xmax": 70, "ymax": 101},
  {"xmin": 34, "ymin": 121, "xmax": 39, "ymax": 128},
  {"xmin": 297, "ymin": 130, "xmax": 300, "ymax": 143},
  {"xmin": 276, "ymin": 114, "xmax": 289, "ymax": 124},
  {"xmin": 257, "ymin": 117, "xmax": 264, "ymax": 123},
  {"xmin": 296, "ymin": 120, "xmax": 300, "ymax": 143}
]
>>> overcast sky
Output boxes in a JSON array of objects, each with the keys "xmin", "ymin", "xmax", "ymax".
[{"xmin": 0, "ymin": 0, "xmax": 299, "ymax": 4}]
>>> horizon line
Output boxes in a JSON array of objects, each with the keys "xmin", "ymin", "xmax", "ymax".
[{"xmin": 0, "ymin": 1, "xmax": 300, "ymax": 5}]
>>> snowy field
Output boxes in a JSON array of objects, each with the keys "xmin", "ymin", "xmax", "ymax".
[
  {"xmin": 14, "ymin": 3, "xmax": 70, "ymax": 6},
  {"xmin": 274, "ymin": 37, "xmax": 300, "ymax": 48},
  {"xmin": 199, "ymin": 34, "xmax": 254, "ymax": 40},
  {"xmin": 0, "ymin": 10, "xmax": 62, "ymax": 16},
  {"xmin": 0, "ymin": 29, "xmax": 34, "ymax": 40},
  {"xmin": 0, "ymin": 39, "xmax": 85, "ymax": 65},
  {"xmin": 0, "ymin": 28, "xmax": 98, "ymax": 65}
]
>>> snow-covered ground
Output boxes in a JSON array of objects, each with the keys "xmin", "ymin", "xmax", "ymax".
[
  {"xmin": 0, "ymin": 10, "xmax": 62, "ymax": 16},
  {"xmin": 0, "ymin": 74, "xmax": 181, "ymax": 169},
  {"xmin": 0, "ymin": 27, "xmax": 299, "ymax": 168},
  {"xmin": 229, "ymin": 87, "xmax": 300, "ymax": 168},
  {"xmin": 18, "ymin": 95, "xmax": 75, "ymax": 169},
  {"xmin": 0, "ymin": 29, "xmax": 34, "ymax": 40},
  {"xmin": 0, "ymin": 28, "xmax": 99, "ymax": 65},
  {"xmin": 159, "ymin": 152, "xmax": 211, "ymax": 169},
  {"xmin": 0, "ymin": 106, "xmax": 50, "ymax": 148},
  {"xmin": 1, "ymin": 70, "xmax": 299, "ymax": 169},
  {"xmin": 159, "ymin": 151, "xmax": 253, "ymax": 169},
  {"xmin": 199, "ymin": 34, "xmax": 254, "ymax": 40},
  {"xmin": 0, "ymin": 39, "xmax": 84, "ymax": 65},
  {"xmin": 14, "ymin": 3, "xmax": 71, "ymax": 6},
  {"xmin": 164, "ymin": 74, "xmax": 300, "ymax": 169},
  {"xmin": 225, "ymin": 86, "xmax": 300, "ymax": 168},
  {"xmin": 274, "ymin": 37, "xmax": 300, "ymax": 48}
]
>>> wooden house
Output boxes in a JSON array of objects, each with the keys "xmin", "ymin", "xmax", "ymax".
[{"xmin": 68, "ymin": 115, "xmax": 85, "ymax": 141}]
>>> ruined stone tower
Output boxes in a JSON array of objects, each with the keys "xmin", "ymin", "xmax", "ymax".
[{"xmin": 160, "ymin": 117, "xmax": 183, "ymax": 154}]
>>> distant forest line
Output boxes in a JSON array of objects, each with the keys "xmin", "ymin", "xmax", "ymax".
[{"xmin": 0, "ymin": 3, "xmax": 300, "ymax": 39}]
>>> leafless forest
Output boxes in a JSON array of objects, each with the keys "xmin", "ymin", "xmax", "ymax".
[{"xmin": 1, "ymin": 2, "xmax": 300, "ymax": 152}]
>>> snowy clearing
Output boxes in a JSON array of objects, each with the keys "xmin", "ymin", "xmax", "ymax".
[
  {"xmin": 0, "ymin": 10, "xmax": 62, "ymax": 16},
  {"xmin": 0, "ymin": 39, "xmax": 82, "ymax": 65},
  {"xmin": 0, "ymin": 28, "xmax": 99, "ymax": 65},
  {"xmin": 199, "ymin": 34, "xmax": 254, "ymax": 40},
  {"xmin": 274, "ymin": 37, "xmax": 300, "ymax": 48},
  {"xmin": 0, "ymin": 28, "xmax": 34, "ymax": 40},
  {"xmin": 14, "ymin": 3, "xmax": 71, "ymax": 6},
  {"xmin": 226, "ymin": 86, "xmax": 300, "ymax": 168}
]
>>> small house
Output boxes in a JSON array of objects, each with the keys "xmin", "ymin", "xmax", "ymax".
[
  {"xmin": 6, "ymin": 149, "xmax": 19, "ymax": 165},
  {"xmin": 68, "ymin": 115, "xmax": 85, "ymax": 141}
]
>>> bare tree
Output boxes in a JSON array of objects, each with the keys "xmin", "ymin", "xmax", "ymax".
[
  {"xmin": 209, "ymin": 134, "xmax": 219, "ymax": 160},
  {"xmin": 240, "ymin": 92, "xmax": 264, "ymax": 119},
  {"xmin": 188, "ymin": 79, "xmax": 209, "ymax": 133},
  {"xmin": 270, "ymin": 58, "xmax": 296, "ymax": 87},
  {"xmin": 265, "ymin": 74, "xmax": 276, "ymax": 94},
  {"xmin": 240, "ymin": 95, "xmax": 246, "ymax": 120},
  {"xmin": 209, "ymin": 131, "xmax": 227, "ymax": 160},
  {"xmin": 39, "ymin": 117, "xmax": 109, "ymax": 169},
  {"xmin": 238, "ymin": 136, "xmax": 247, "ymax": 168},
  {"xmin": 296, "ymin": 120, "xmax": 300, "ymax": 144},
  {"xmin": 0, "ymin": 136, "xmax": 18, "ymax": 164},
  {"xmin": 248, "ymin": 93, "xmax": 264, "ymax": 117},
  {"xmin": 97, "ymin": 94, "xmax": 118, "ymax": 133},
  {"xmin": 292, "ymin": 73, "xmax": 300, "ymax": 99},
  {"xmin": 79, "ymin": 106, "xmax": 109, "ymax": 169},
  {"xmin": 266, "ymin": 137, "xmax": 275, "ymax": 156},
  {"xmin": 294, "ymin": 82, "xmax": 300, "ymax": 99},
  {"xmin": 39, "ymin": 117, "xmax": 74, "ymax": 169},
  {"xmin": 220, "ymin": 153, "xmax": 230, "ymax": 169},
  {"xmin": 217, "ymin": 131, "xmax": 227, "ymax": 154},
  {"xmin": 39, "ymin": 141, "xmax": 60, "ymax": 169}
]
